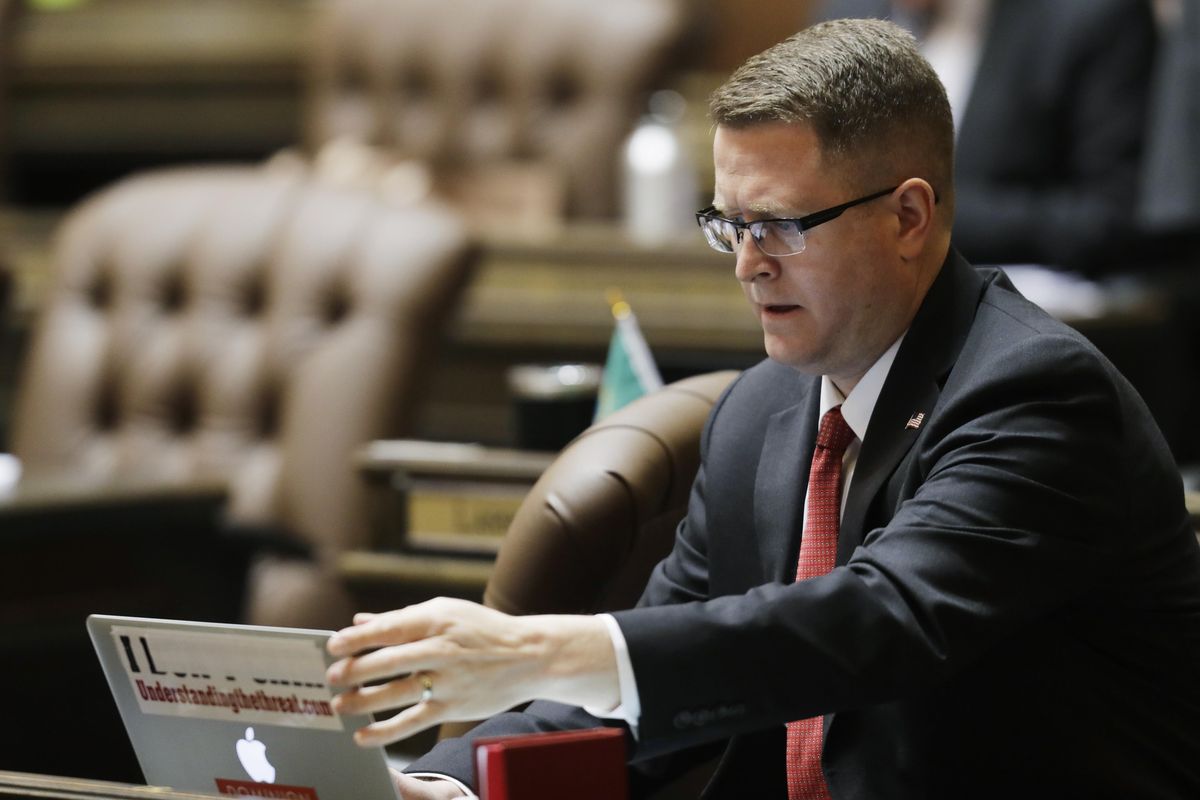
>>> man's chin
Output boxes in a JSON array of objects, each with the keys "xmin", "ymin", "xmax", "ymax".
[{"xmin": 763, "ymin": 340, "xmax": 822, "ymax": 375}]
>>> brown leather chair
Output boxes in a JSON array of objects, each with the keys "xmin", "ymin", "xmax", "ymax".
[
  {"xmin": 485, "ymin": 369, "xmax": 737, "ymax": 616},
  {"xmin": 436, "ymin": 370, "xmax": 737, "ymax": 795},
  {"xmin": 9, "ymin": 165, "xmax": 475, "ymax": 629},
  {"xmin": 303, "ymin": 0, "xmax": 685, "ymax": 219}
]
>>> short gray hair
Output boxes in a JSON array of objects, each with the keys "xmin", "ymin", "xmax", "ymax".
[{"xmin": 710, "ymin": 18, "xmax": 954, "ymax": 202}]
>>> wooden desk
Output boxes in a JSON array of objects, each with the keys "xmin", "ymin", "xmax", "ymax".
[
  {"xmin": 0, "ymin": 480, "xmax": 237, "ymax": 782},
  {"xmin": 456, "ymin": 225, "xmax": 753, "ymax": 352},
  {"xmin": 6, "ymin": 0, "xmax": 308, "ymax": 203},
  {"xmin": 341, "ymin": 440, "xmax": 556, "ymax": 610},
  {"xmin": 8, "ymin": 0, "xmax": 306, "ymax": 154},
  {"xmin": 0, "ymin": 478, "xmax": 233, "ymax": 625},
  {"xmin": 338, "ymin": 550, "xmax": 495, "ymax": 608},
  {"xmin": 356, "ymin": 439, "xmax": 553, "ymax": 553},
  {"xmin": 0, "ymin": 771, "xmax": 218, "ymax": 800},
  {"xmin": 420, "ymin": 225, "xmax": 754, "ymax": 444}
]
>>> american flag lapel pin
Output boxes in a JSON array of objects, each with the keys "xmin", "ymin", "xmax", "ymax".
[{"xmin": 905, "ymin": 412, "xmax": 925, "ymax": 430}]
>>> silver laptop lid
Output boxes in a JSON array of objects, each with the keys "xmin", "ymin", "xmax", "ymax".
[{"xmin": 87, "ymin": 614, "xmax": 399, "ymax": 800}]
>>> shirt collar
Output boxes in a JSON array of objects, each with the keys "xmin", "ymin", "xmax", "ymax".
[{"xmin": 818, "ymin": 333, "xmax": 907, "ymax": 442}]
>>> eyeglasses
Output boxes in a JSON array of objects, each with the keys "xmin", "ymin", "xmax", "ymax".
[{"xmin": 695, "ymin": 186, "xmax": 898, "ymax": 257}]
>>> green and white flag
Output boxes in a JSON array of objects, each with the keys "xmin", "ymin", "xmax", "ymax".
[{"xmin": 595, "ymin": 293, "xmax": 663, "ymax": 421}]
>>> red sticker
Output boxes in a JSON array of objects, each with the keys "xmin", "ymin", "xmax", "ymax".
[{"xmin": 215, "ymin": 778, "xmax": 319, "ymax": 800}]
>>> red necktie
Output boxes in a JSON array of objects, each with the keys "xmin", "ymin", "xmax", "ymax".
[{"xmin": 786, "ymin": 405, "xmax": 856, "ymax": 800}]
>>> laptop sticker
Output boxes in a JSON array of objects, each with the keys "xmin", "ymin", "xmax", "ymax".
[{"xmin": 110, "ymin": 625, "xmax": 343, "ymax": 731}]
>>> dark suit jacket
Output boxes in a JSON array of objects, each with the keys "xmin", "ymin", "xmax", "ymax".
[
  {"xmin": 411, "ymin": 253, "xmax": 1200, "ymax": 797},
  {"xmin": 814, "ymin": 0, "xmax": 1156, "ymax": 273}
]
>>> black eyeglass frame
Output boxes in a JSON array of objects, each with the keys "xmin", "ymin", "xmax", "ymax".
[{"xmin": 695, "ymin": 185, "xmax": 900, "ymax": 256}]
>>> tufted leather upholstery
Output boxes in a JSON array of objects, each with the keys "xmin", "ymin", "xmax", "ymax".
[
  {"xmin": 304, "ymin": 0, "xmax": 685, "ymax": 218},
  {"xmin": 10, "ymin": 166, "xmax": 474, "ymax": 628},
  {"xmin": 483, "ymin": 370, "xmax": 738, "ymax": 616}
]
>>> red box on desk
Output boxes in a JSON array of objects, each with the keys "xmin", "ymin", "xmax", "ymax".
[{"xmin": 472, "ymin": 727, "xmax": 628, "ymax": 800}]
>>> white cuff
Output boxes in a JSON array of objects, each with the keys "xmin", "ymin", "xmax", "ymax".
[
  {"xmin": 581, "ymin": 613, "xmax": 641, "ymax": 739},
  {"xmin": 404, "ymin": 772, "xmax": 477, "ymax": 798}
]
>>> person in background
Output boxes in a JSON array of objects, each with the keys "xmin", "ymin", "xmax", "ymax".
[
  {"xmin": 812, "ymin": 0, "xmax": 1158, "ymax": 274},
  {"xmin": 1141, "ymin": 0, "xmax": 1200, "ymax": 254},
  {"xmin": 324, "ymin": 18, "xmax": 1200, "ymax": 799}
]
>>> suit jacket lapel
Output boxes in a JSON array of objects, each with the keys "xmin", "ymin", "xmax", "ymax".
[
  {"xmin": 837, "ymin": 252, "xmax": 988, "ymax": 561},
  {"xmin": 755, "ymin": 375, "xmax": 822, "ymax": 582}
]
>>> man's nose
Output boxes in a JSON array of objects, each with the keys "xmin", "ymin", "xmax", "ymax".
[{"xmin": 734, "ymin": 235, "xmax": 778, "ymax": 283}]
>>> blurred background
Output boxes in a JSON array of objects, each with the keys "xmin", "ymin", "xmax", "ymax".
[
  {"xmin": 0, "ymin": 0, "xmax": 804, "ymax": 452},
  {"xmin": 0, "ymin": 0, "xmax": 1198, "ymax": 788},
  {"xmin": 0, "ymin": 0, "xmax": 808, "ymax": 782}
]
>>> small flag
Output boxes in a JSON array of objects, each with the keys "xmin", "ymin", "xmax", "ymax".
[
  {"xmin": 595, "ymin": 290, "xmax": 663, "ymax": 421},
  {"xmin": 905, "ymin": 412, "xmax": 925, "ymax": 430}
]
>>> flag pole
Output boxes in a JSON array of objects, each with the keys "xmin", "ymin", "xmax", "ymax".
[{"xmin": 594, "ymin": 288, "xmax": 663, "ymax": 421}]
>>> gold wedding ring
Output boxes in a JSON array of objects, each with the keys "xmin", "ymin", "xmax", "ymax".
[{"xmin": 417, "ymin": 672, "xmax": 434, "ymax": 703}]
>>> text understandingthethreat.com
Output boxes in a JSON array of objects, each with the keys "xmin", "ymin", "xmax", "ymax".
[{"xmin": 135, "ymin": 679, "xmax": 334, "ymax": 718}]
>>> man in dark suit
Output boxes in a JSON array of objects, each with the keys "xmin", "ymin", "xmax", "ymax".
[
  {"xmin": 813, "ymin": 0, "xmax": 1157, "ymax": 274},
  {"xmin": 325, "ymin": 19, "xmax": 1200, "ymax": 799}
]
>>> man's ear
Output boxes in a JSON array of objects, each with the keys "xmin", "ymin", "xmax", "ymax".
[{"xmin": 894, "ymin": 178, "xmax": 938, "ymax": 260}]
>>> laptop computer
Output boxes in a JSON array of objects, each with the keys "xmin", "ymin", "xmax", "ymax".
[{"xmin": 87, "ymin": 614, "xmax": 400, "ymax": 800}]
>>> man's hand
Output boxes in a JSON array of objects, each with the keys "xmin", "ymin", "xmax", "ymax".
[
  {"xmin": 325, "ymin": 597, "xmax": 619, "ymax": 745},
  {"xmin": 390, "ymin": 770, "xmax": 466, "ymax": 799}
]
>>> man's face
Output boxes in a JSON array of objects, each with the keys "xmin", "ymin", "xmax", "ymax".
[{"xmin": 712, "ymin": 122, "xmax": 922, "ymax": 389}]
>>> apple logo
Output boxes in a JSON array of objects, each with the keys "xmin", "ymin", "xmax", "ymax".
[{"xmin": 236, "ymin": 727, "xmax": 276, "ymax": 783}]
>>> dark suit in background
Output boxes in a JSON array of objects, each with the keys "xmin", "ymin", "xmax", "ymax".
[
  {"xmin": 1141, "ymin": 0, "xmax": 1200, "ymax": 237},
  {"xmin": 814, "ymin": 0, "xmax": 1157, "ymax": 273},
  {"xmin": 412, "ymin": 252, "xmax": 1200, "ymax": 798}
]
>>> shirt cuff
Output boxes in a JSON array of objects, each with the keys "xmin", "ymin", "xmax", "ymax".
[
  {"xmin": 404, "ymin": 772, "xmax": 477, "ymax": 798},
  {"xmin": 580, "ymin": 613, "xmax": 641, "ymax": 738}
]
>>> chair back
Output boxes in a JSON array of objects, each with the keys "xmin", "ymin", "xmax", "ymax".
[
  {"xmin": 485, "ymin": 370, "xmax": 738, "ymax": 616},
  {"xmin": 10, "ymin": 166, "xmax": 474, "ymax": 627},
  {"xmin": 305, "ymin": 0, "xmax": 685, "ymax": 218}
]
